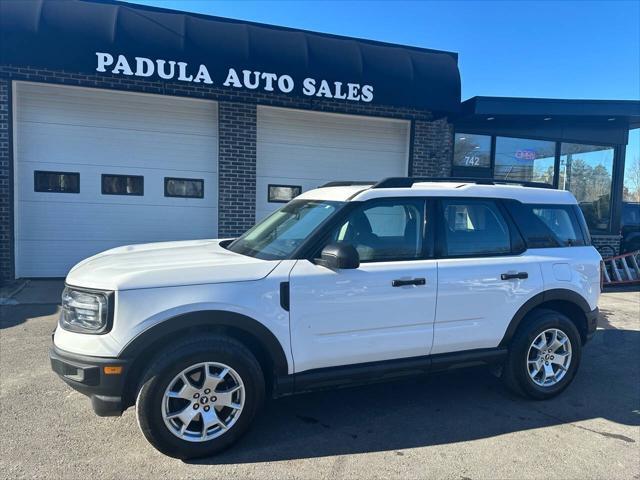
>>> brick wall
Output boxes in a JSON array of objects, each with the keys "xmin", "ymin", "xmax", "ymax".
[
  {"xmin": 218, "ymin": 103, "xmax": 257, "ymax": 237},
  {"xmin": 0, "ymin": 65, "xmax": 453, "ymax": 281},
  {"xmin": 591, "ymin": 235, "xmax": 621, "ymax": 257},
  {"xmin": 0, "ymin": 78, "xmax": 10, "ymax": 283},
  {"xmin": 411, "ymin": 118, "xmax": 454, "ymax": 177}
]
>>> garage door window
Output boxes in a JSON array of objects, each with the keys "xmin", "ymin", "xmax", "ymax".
[
  {"xmin": 102, "ymin": 174, "xmax": 144, "ymax": 196},
  {"xmin": 165, "ymin": 178, "xmax": 204, "ymax": 198},
  {"xmin": 34, "ymin": 171, "xmax": 79, "ymax": 193},
  {"xmin": 268, "ymin": 184, "xmax": 302, "ymax": 203}
]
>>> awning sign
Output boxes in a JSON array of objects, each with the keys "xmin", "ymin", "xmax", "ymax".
[{"xmin": 96, "ymin": 52, "xmax": 374, "ymax": 103}]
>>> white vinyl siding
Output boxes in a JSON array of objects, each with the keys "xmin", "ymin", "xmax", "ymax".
[
  {"xmin": 14, "ymin": 82, "xmax": 218, "ymax": 277},
  {"xmin": 256, "ymin": 106, "xmax": 410, "ymax": 220}
]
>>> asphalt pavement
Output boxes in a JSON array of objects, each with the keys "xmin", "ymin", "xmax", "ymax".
[{"xmin": 1, "ymin": 281, "xmax": 638, "ymax": 479}]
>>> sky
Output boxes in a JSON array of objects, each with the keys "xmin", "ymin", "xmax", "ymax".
[{"xmin": 126, "ymin": 0, "xmax": 639, "ymax": 187}]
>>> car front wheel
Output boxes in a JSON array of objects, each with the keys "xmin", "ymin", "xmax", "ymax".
[{"xmin": 135, "ymin": 334, "xmax": 264, "ymax": 459}]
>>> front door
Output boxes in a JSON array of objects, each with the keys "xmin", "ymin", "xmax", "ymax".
[{"xmin": 289, "ymin": 198, "xmax": 437, "ymax": 372}]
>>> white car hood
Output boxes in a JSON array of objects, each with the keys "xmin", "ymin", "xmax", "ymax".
[{"xmin": 66, "ymin": 239, "xmax": 278, "ymax": 291}]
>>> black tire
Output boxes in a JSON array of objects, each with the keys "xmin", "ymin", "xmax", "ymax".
[
  {"xmin": 503, "ymin": 308, "xmax": 582, "ymax": 400},
  {"xmin": 135, "ymin": 334, "xmax": 265, "ymax": 459}
]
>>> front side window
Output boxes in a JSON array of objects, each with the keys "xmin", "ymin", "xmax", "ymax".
[
  {"xmin": 227, "ymin": 200, "xmax": 341, "ymax": 260},
  {"xmin": 34, "ymin": 171, "xmax": 79, "ymax": 193},
  {"xmin": 494, "ymin": 137, "xmax": 556, "ymax": 184},
  {"xmin": 441, "ymin": 199, "xmax": 511, "ymax": 256},
  {"xmin": 453, "ymin": 133, "xmax": 491, "ymax": 168},
  {"xmin": 559, "ymin": 143, "xmax": 614, "ymax": 231},
  {"xmin": 329, "ymin": 199, "xmax": 425, "ymax": 262}
]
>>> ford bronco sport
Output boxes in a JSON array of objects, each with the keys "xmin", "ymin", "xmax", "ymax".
[{"xmin": 50, "ymin": 177, "xmax": 601, "ymax": 458}]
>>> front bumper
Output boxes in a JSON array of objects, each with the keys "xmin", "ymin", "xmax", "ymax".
[
  {"xmin": 585, "ymin": 307, "xmax": 599, "ymax": 342},
  {"xmin": 49, "ymin": 343, "xmax": 130, "ymax": 416}
]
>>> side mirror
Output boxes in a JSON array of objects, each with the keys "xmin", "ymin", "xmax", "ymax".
[{"xmin": 315, "ymin": 243, "xmax": 360, "ymax": 270}]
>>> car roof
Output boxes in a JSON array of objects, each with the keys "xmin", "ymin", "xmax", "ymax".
[{"xmin": 296, "ymin": 181, "xmax": 578, "ymax": 205}]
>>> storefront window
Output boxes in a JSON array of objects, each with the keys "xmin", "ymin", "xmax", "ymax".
[
  {"xmin": 623, "ymin": 128, "xmax": 639, "ymax": 202},
  {"xmin": 494, "ymin": 137, "xmax": 556, "ymax": 184},
  {"xmin": 453, "ymin": 133, "xmax": 491, "ymax": 168},
  {"xmin": 559, "ymin": 143, "xmax": 614, "ymax": 231}
]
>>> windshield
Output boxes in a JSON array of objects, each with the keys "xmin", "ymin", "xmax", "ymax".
[{"xmin": 227, "ymin": 200, "xmax": 343, "ymax": 260}]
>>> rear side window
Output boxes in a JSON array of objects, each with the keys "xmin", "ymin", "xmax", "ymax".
[
  {"xmin": 440, "ymin": 199, "xmax": 511, "ymax": 256},
  {"xmin": 505, "ymin": 201, "xmax": 586, "ymax": 248}
]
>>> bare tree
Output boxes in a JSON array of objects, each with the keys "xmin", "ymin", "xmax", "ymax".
[{"xmin": 624, "ymin": 155, "xmax": 640, "ymax": 202}]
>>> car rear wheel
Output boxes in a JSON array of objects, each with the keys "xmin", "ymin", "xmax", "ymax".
[
  {"xmin": 503, "ymin": 308, "xmax": 582, "ymax": 400},
  {"xmin": 135, "ymin": 334, "xmax": 264, "ymax": 459}
]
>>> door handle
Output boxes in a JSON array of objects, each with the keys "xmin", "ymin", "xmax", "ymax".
[
  {"xmin": 501, "ymin": 272, "xmax": 528, "ymax": 280},
  {"xmin": 392, "ymin": 278, "xmax": 426, "ymax": 287}
]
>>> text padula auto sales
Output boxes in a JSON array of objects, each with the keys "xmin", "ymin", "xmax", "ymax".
[{"xmin": 96, "ymin": 52, "xmax": 375, "ymax": 102}]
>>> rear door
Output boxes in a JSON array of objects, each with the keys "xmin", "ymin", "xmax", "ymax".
[{"xmin": 433, "ymin": 198, "xmax": 544, "ymax": 354}]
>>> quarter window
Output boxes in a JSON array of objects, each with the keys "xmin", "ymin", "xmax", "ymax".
[
  {"xmin": 102, "ymin": 174, "xmax": 144, "ymax": 196},
  {"xmin": 164, "ymin": 178, "xmax": 204, "ymax": 198},
  {"xmin": 331, "ymin": 199, "xmax": 425, "ymax": 262},
  {"xmin": 441, "ymin": 199, "xmax": 511, "ymax": 256},
  {"xmin": 34, "ymin": 171, "xmax": 79, "ymax": 193},
  {"xmin": 530, "ymin": 205, "xmax": 584, "ymax": 246}
]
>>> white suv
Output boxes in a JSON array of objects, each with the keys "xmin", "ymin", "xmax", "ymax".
[{"xmin": 50, "ymin": 178, "xmax": 601, "ymax": 458}]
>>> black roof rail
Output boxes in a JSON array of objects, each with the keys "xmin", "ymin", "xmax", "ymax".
[
  {"xmin": 320, "ymin": 181, "xmax": 376, "ymax": 188},
  {"xmin": 372, "ymin": 177, "xmax": 554, "ymax": 189}
]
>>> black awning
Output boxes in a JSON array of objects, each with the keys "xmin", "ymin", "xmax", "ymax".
[
  {"xmin": 455, "ymin": 96, "xmax": 640, "ymax": 145},
  {"xmin": 0, "ymin": 0, "xmax": 461, "ymax": 114},
  {"xmin": 460, "ymin": 97, "xmax": 640, "ymax": 126}
]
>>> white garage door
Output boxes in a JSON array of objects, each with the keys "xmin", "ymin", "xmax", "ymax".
[
  {"xmin": 14, "ymin": 82, "xmax": 218, "ymax": 278},
  {"xmin": 256, "ymin": 106, "xmax": 410, "ymax": 220}
]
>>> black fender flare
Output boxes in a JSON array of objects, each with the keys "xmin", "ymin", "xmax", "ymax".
[
  {"xmin": 498, "ymin": 288, "xmax": 591, "ymax": 347},
  {"xmin": 119, "ymin": 310, "xmax": 289, "ymax": 376}
]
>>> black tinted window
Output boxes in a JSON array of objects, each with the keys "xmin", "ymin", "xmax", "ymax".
[
  {"xmin": 505, "ymin": 201, "xmax": 586, "ymax": 248},
  {"xmin": 530, "ymin": 205, "xmax": 584, "ymax": 246},
  {"xmin": 34, "ymin": 171, "xmax": 79, "ymax": 193},
  {"xmin": 441, "ymin": 199, "xmax": 511, "ymax": 256},
  {"xmin": 331, "ymin": 199, "xmax": 425, "ymax": 262},
  {"xmin": 622, "ymin": 203, "xmax": 640, "ymax": 227}
]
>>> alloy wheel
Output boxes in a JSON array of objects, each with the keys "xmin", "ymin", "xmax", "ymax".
[
  {"xmin": 162, "ymin": 362, "xmax": 245, "ymax": 442},
  {"xmin": 526, "ymin": 328, "xmax": 572, "ymax": 387}
]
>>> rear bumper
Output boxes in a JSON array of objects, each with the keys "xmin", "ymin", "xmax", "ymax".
[
  {"xmin": 49, "ymin": 343, "xmax": 129, "ymax": 416},
  {"xmin": 585, "ymin": 307, "xmax": 599, "ymax": 342}
]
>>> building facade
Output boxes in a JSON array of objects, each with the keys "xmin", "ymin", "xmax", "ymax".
[{"xmin": 0, "ymin": 0, "xmax": 638, "ymax": 282}]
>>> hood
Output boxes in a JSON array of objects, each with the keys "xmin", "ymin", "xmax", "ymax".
[{"xmin": 66, "ymin": 239, "xmax": 279, "ymax": 291}]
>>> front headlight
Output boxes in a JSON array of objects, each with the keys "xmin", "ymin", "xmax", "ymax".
[{"xmin": 60, "ymin": 287, "xmax": 111, "ymax": 334}]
